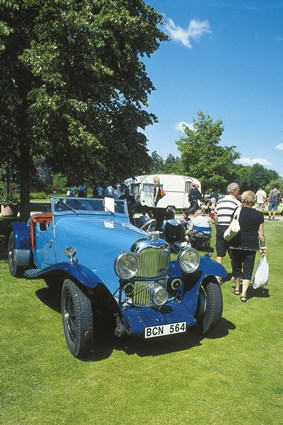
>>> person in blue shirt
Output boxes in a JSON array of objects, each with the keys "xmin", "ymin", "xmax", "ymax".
[
  {"xmin": 69, "ymin": 186, "xmax": 76, "ymax": 197},
  {"xmin": 78, "ymin": 183, "xmax": 87, "ymax": 197}
]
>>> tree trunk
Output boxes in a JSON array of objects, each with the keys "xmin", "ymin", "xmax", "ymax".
[
  {"xmin": 19, "ymin": 132, "xmax": 31, "ymax": 222},
  {"xmin": 20, "ymin": 164, "xmax": 31, "ymax": 222}
]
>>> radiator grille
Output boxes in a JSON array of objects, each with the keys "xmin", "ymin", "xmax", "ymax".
[
  {"xmin": 131, "ymin": 244, "xmax": 170, "ymax": 307},
  {"xmin": 132, "ymin": 279, "xmax": 167, "ymax": 306},
  {"xmin": 137, "ymin": 247, "xmax": 169, "ymax": 278}
]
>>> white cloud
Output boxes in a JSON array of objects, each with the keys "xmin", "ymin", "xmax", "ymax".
[
  {"xmin": 275, "ymin": 143, "xmax": 283, "ymax": 150},
  {"xmin": 165, "ymin": 18, "xmax": 211, "ymax": 48},
  {"xmin": 237, "ymin": 157, "xmax": 272, "ymax": 167},
  {"xmin": 174, "ymin": 121, "xmax": 195, "ymax": 133}
]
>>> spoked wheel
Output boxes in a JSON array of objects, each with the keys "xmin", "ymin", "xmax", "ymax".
[
  {"xmin": 8, "ymin": 231, "xmax": 24, "ymax": 277},
  {"xmin": 195, "ymin": 281, "xmax": 223, "ymax": 334},
  {"xmin": 61, "ymin": 279, "xmax": 94, "ymax": 358}
]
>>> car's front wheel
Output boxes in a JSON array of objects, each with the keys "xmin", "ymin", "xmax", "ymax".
[
  {"xmin": 61, "ymin": 279, "xmax": 94, "ymax": 358},
  {"xmin": 195, "ymin": 281, "xmax": 223, "ymax": 334},
  {"xmin": 8, "ymin": 231, "xmax": 24, "ymax": 277}
]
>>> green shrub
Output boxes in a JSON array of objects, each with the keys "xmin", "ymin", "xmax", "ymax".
[
  {"xmin": 50, "ymin": 173, "xmax": 67, "ymax": 194},
  {"xmin": 29, "ymin": 192, "xmax": 47, "ymax": 200}
]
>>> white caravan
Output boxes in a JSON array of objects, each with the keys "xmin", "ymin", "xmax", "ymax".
[{"xmin": 128, "ymin": 174, "xmax": 201, "ymax": 210}]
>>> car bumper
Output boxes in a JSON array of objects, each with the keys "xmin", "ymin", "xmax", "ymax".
[{"xmin": 122, "ymin": 299, "xmax": 196, "ymax": 337}]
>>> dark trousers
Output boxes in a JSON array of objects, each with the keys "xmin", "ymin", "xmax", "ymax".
[
  {"xmin": 186, "ymin": 201, "xmax": 199, "ymax": 215},
  {"xmin": 229, "ymin": 249, "xmax": 256, "ymax": 280}
]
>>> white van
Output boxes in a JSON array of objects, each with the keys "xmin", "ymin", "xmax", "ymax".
[{"xmin": 127, "ymin": 174, "xmax": 201, "ymax": 210}]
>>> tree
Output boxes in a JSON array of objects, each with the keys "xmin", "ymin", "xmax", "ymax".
[
  {"xmin": 0, "ymin": 0, "xmax": 167, "ymax": 219},
  {"xmin": 163, "ymin": 154, "xmax": 184, "ymax": 174},
  {"xmin": 149, "ymin": 151, "xmax": 164, "ymax": 174},
  {"xmin": 232, "ymin": 164, "xmax": 252, "ymax": 192},
  {"xmin": 235, "ymin": 163, "xmax": 281, "ymax": 192},
  {"xmin": 176, "ymin": 111, "xmax": 240, "ymax": 193}
]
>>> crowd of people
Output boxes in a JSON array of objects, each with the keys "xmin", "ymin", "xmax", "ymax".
[{"xmin": 155, "ymin": 179, "xmax": 281, "ymax": 304}]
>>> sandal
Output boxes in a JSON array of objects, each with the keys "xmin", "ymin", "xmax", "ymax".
[
  {"xmin": 232, "ymin": 288, "xmax": 240, "ymax": 295},
  {"xmin": 240, "ymin": 296, "xmax": 247, "ymax": 302}
]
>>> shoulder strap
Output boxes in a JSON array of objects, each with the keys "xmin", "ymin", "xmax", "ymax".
[{"xmin": 234, "ymin": 206, "xmax": 241, "ymax": 220}]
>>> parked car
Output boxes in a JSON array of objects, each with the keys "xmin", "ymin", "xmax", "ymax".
[{"xmin": 7, "ymin": 196, "xmax": 227, "ymax": 358}]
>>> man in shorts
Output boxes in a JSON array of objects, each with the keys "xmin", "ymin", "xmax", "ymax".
[
  {"xmin": 255, "ymin": 187, "xmax": 266, "ymax": 210},
  {"xmin": 268, "ymin": 185, "xmax": 281, "ymax": 220},
  {"xmin": 214, "ymin": 182, "xmax": 241, "ymax": 265}
]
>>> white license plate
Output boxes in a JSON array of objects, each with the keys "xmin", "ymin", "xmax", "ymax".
[{"xmin": 145, "ymin": 322, "xmax": 186, "ymax": 339}]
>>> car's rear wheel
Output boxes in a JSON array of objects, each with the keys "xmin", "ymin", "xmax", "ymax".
[
  {"xmin": 61, "ymin": 279, "xmax": 94, "ymax": 358},
  {"xmin": 8, "ymin": 231, "xmax": 24, "ymax": 277},
  {"xmin": 195, "ymin": 281, "xmax": 223, "ymax": 334}
]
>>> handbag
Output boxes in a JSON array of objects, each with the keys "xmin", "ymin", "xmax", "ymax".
[
  {"xmin": 252, "ymin": 256, "xmax": 269, "ymax": 289},
  {"xmin": 223, "ymin": 206, "xmax": 241, "ymax": 241},
  {"xmin": 160, "ymin": 188, "xmax": 166, "ymax": 198}
]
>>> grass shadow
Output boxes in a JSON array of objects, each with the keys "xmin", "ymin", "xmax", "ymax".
[
  {"xmin": 247, "ymin": 285, "xmax": 270, "ymax": 300},
  {"xmin": 36, "ymin": 286, "xmax": 61, "ymax": 313},
  {"xmin": 85, "ymin": 316, "xmax": 235, "ymax": 362},
  {"xmin": 204, "ymin": 317, "xmax": 236, "ymax": 339},
  {"xmin": 35, "ymin": 285, "xmax": 235, "ymax": 362},
  {"xmin": 0, "ymin": 237, "xmax": 7, "ymax": 261}
]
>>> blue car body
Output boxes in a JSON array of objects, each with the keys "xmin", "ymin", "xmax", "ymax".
[{"xmin": 8, "ymin": 196, "xmax": 227, "ymax": 358}]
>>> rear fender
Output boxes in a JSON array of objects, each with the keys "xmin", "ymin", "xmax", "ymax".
[{"xmin": 9, "ymin": 222, "xmax": 31, "ymax": 266}]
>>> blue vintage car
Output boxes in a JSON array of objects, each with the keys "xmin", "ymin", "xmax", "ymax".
[{"xmin": 7, "ymin": 196, "xmax": 227, "ymax": 358}]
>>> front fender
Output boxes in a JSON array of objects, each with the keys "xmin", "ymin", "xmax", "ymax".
[
  {"xmin": 199, "ymin": 255, "xmax": 227, "ymax": 279},
  {"xmin": 24, "ymin": 262, "xmax": 104, "ymax": 289},
  {"xmin": 169, "ymin": 255, "xmax": 227, "ymax": 280}
]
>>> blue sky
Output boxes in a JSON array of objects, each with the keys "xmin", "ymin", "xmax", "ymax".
[{"xmin": 143, "ymin": 0, "xmax": 283, "ymax": 177}]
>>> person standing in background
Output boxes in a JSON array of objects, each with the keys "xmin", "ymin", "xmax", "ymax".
[
  {"xmin": 153, "ymin": 176, "xmax": 162, "ymax": 207},
  {"xmin": 255, "ymin": 187, "xmax": 266, "ymax": 210},
  {"xmin": 187, "ymin": 183, "xmax": 204, "ymax": 214},
  {"xmin": 229, "ymin": 191, "xmax": 266, "ymax": 302},
  {"xmin": 77, "ymin": 183, "xmax": 87, "ymax": 197},
  {"xmin": 214, "ymin": 182, "xmax": 241, "ymax": 265},
  {"xmin": 268, "ymin": 184, "xmax": 281, "ymax": 220}
]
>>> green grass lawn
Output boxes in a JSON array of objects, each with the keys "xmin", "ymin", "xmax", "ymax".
[{"xmin": 0, "ymin": 220, "xmax": 282, "ymax": 425}]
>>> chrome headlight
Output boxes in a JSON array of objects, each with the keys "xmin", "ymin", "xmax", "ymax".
[
  {"xmin": 115, "ymin": 252, "xmax": 138, "ymax": 280},
  {"xmin": 150, "ymin": 284, "xmax": 168, "ymax": 306},
  {"xmin": 178, "ymin": 247, "xmax": 200, "ymax": 273}
]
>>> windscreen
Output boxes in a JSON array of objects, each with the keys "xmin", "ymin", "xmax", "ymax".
[{"xmin": 51, "ymin": 197, "xmax": 128, "ymax": 216}]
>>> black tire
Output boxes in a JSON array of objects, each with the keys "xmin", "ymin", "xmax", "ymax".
[
  {"xmin": 61, "ymin": 279, "xmax": 94, "ymax": 358},
  {"xmin": 195, "ymin": 281, "xmax": 223, "ymax": 334},
  {"xmin": 8, "ymin": 231, "xmax": 24, "ymax": 277}
]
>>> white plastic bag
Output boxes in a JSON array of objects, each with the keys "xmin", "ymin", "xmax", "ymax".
[{"xmin": 252, "ymin": 256, "xmax": 269, "ymax": 289}]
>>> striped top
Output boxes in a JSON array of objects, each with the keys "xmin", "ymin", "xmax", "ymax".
[{"xmin": 215, "ymin": 195, "xmax": 241, "ymax": 227}]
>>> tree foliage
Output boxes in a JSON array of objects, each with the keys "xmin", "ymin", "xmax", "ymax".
[
  {"xmin": 235, "ymin": 163, "xmax": 281, "ymax": 192},
  {"xmin": 0, "ymin": 0, "xmax": 167, "ymax": 219},
  {"xmin": 176, "ymin": 111, "xmax": 240, "ymax": 193},
  {"xmin": 148, "ymin": 151, "xmax": 183, "ymax": 175}
]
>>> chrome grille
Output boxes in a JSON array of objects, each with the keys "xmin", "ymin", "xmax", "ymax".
[
  {"xmin": 133, "ymin": 279, "xmax": 167, "ymax": 306},
  {"xmin": 137, "ymin": 247, "xmax": 169, "ymax": 278},
  {"xmin": 130, "ymin": 239, "xmax": 170, "ymax": 307}
]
